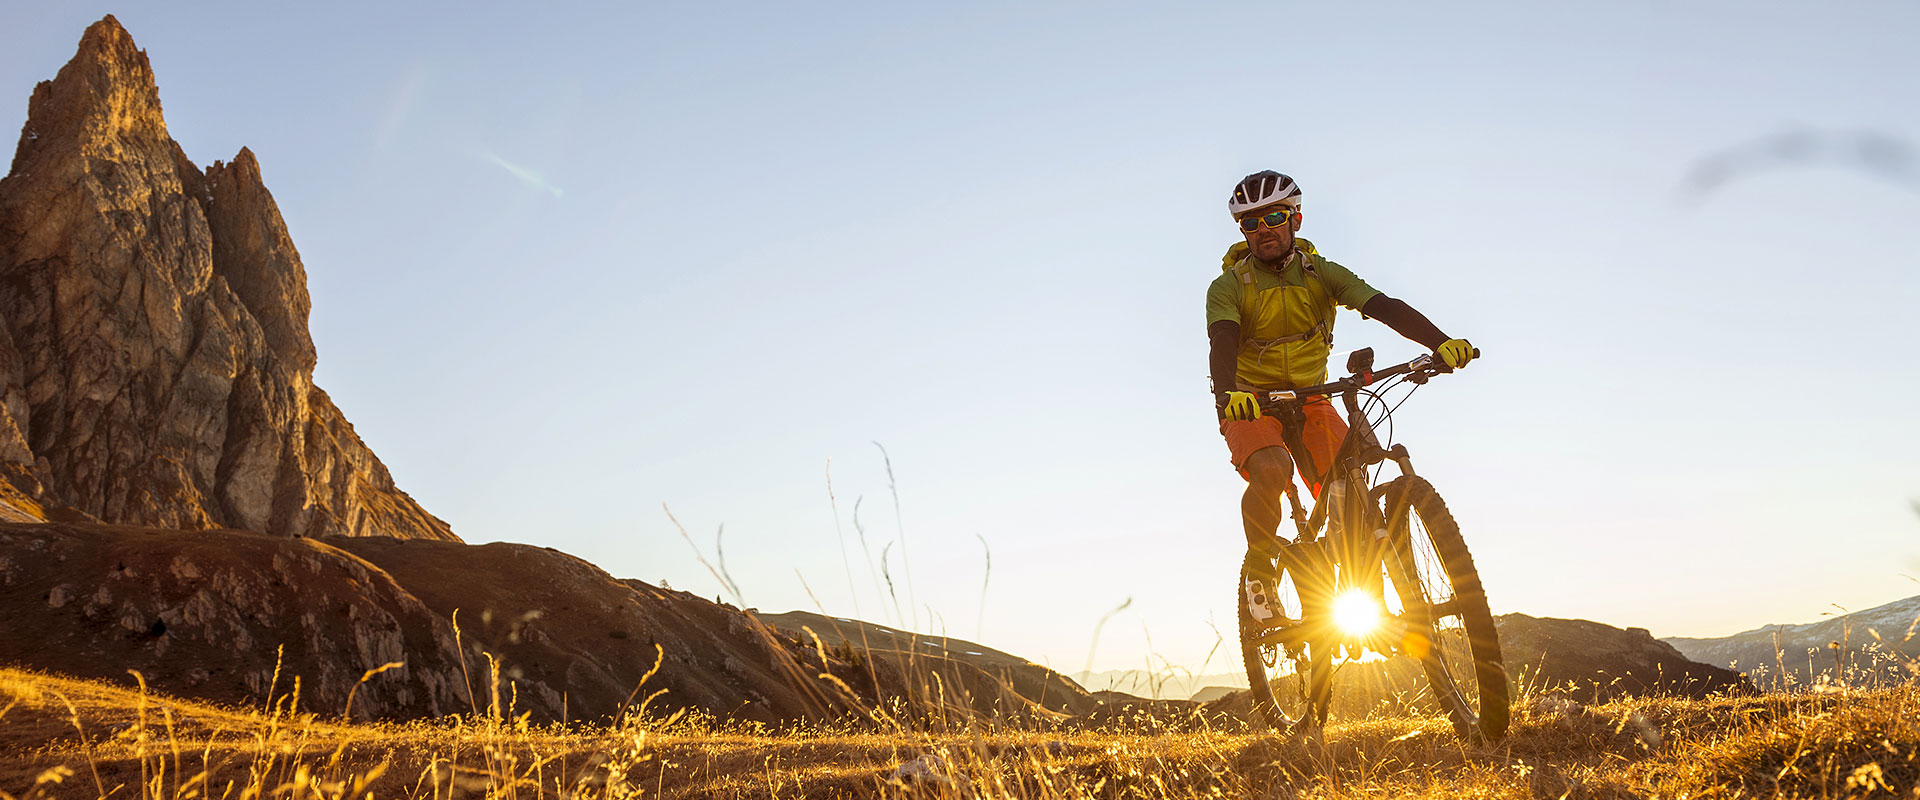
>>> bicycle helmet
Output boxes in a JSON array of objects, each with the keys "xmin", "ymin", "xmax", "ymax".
[{"xmin": 1228, "ymin": 170, "xmax": 1302, "ymax": 216}]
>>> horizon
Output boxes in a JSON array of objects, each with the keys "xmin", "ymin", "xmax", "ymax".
[{"xmin": 3, "ymin": 3, "xmax": 1917, "ymax": 675}]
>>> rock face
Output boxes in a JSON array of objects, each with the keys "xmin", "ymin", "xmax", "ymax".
[
  {"xmin": 0, "ymin": 16, "xmax": 453, "ymax": 541},
  {"xmin": 0, "ymin": 522, "xmax": 473, "ymax": 720},
  {"xmin": 0, "ymin": 521, "xmax": 900, "ymax": 724}
]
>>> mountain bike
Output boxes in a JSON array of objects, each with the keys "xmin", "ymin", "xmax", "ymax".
[{"xmin": 1236, "ymin": 347, "xmax": 1508, "ymax": 742}]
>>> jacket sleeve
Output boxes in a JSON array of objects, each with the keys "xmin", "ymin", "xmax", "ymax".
[
  {"xmin": 1209, "ymin": 320, "xmax": 1240, "ymax": 396},
  {"xmin": 1205, "ymin": 273, "xmax": 1241, "ymax": 398},
  {"xmin": 1358, "ymin": 295, "xmax": 1450, "ymax": 350}
]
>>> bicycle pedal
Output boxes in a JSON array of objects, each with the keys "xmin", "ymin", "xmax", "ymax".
[{"xmin": 1243, "ymin": 576, "xmax": 1277, "ymax": 622}]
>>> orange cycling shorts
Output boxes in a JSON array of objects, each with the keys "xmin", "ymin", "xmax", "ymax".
[{"xmin": 1220, "ymin": 397, "xmax": 1348, "ymax": 498}]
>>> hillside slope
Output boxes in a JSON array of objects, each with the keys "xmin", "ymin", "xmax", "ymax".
[
  {"xmin": 760, "ymin": 610, "xmax": 1100, "ymax": 716},
  {"xmin": 1499, "ymin": 613, "xmax": 1752, "ymax": 700},
  {"xmin": 0, "ymin": 521, "xmax": 896, "ymax": 724}
]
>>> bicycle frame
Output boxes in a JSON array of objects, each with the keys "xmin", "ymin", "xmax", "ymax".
[
  {"xmin": 1234, "ymin": 346, "xmax": 1500, "ymax": 739},
  {"xmin": 1244, "ymin": 350, "xmax": 1446, "ymax": 655}
]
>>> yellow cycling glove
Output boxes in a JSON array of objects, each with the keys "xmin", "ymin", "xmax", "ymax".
[
  {"xmin": 1436, "ymin": 338, "xmax": 1476, "ymax": 369},
  {"xmin": 1220, "ymin": 391, "xmax": 1263, "ymax": 421}
]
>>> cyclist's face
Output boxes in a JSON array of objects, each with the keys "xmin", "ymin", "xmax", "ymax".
[{"xmin": 1238, "ymin": 205, "xmax": 1300, "ymax": 262}]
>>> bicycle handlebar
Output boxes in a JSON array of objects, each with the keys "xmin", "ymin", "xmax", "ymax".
[{"xmin": 1261, "ymin": 348, "xmax": 1480, "ymax": 404}]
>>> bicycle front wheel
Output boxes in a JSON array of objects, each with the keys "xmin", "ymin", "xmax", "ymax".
[
  {"xmin": 1379, "ymin": 476, "xmax": 1509, "ymax": 741},
  {"xmin": 1237, "ymin": 550, "xmax": 1320, "ymax": 731}
]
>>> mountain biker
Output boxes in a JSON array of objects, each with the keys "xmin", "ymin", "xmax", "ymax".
[{"xmin": 1207, "ymin": 170, "xmax": 1476, "ymax": 559}]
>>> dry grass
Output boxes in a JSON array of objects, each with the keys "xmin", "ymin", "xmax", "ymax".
[{"xmin": 4, "ymin": 664, "xmax": 1918, "ymax": 799}]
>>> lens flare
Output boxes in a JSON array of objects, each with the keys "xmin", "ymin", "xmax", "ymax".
[{"xmin": 1333, "ymin": 590, "xmax": 1382, "ymax": 637}]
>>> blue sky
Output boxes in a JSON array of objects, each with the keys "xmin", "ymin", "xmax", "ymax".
[{"xmin": 5, "ymin": 2, "xmax": 1917, "ymax": 675}]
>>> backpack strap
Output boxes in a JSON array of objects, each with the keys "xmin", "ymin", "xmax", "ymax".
[{"xmin": 1234, "ymin": 248, "xmax": 1334, "ymax": 361}]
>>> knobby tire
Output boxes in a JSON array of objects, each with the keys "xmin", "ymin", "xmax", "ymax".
[{"xmin": 1380, "ymin": 475, "xmax": 1509, "ymax": 741}]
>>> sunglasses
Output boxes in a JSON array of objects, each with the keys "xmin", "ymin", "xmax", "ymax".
[{"xmin": 1238, "ymin": 207, "xmax": 1297, "ymax": 233}]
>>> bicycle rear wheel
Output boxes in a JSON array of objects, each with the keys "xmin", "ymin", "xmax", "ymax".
[
  {"xmin": 1379, "ymin": 476, "xmax": 1509, "ymax": 741},
  {"xmin": 1237, "ymin": 550, "xmax": 1320, "ymax": 731}
]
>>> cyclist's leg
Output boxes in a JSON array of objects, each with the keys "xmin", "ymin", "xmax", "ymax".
[
  {"xmin": 1240, "ymin": 446, "xmax": 1293, "ymax": 550},
  {"xmin": 1222, "ymin": 416, "xmax": 1297, "ymax": 551}
]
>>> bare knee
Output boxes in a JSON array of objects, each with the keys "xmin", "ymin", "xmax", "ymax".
[{"xmin": 1242, "ymin": 447, "xmax": 1294, "ymax": 492}]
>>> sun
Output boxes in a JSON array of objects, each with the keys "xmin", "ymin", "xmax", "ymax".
[{"xmin": 1333, "ymin": 590, "xmax": 1382, "ymax": 637}]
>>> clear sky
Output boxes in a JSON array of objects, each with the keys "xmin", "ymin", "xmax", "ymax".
[{"xmin": 5, "ymin": 2, "xmax": 1917, "ymax": 676}]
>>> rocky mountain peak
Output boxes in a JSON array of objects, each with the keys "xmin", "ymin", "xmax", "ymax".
[
  {"xmin": 0, "ymin": 17, "xmax": 454, "ymax": 541},
  {"xmin": 11, "ymin": 16, "xmax": 167, "ymax": 177}
]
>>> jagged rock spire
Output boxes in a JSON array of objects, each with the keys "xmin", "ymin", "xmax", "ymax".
[
  {"xmin": 9, "ymin": 15, "xmax": 169, "ymax": 177},
  {"xmin": 0, "ymin": 16, "xmax": 456, "ymax": 541},
  {"xmin": 208, "ymin": 147, "xmax": 317, "ymax": 372}
]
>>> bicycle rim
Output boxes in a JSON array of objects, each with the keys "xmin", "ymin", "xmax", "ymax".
[{"xmin": 1382, "ymin": 476, "xmax": 1509, "ymax": 740}]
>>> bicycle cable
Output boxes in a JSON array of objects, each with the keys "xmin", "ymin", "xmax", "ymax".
[
  {"xmin": 1384, "ymin": 380, "xmax": 1423, "ymax": 425},
  {"xmin": 1359, "ymin": 377, "xmax": 1405, "ymax": 483},
  {"xmin": 1360, "ymin": 374, "xmax": 1419, "ymax": 486}
]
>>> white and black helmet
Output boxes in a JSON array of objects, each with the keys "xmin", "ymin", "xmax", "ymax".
[{"xmin": 1228, "ymin": 170, "xmax": 1302, "ymax": 216}]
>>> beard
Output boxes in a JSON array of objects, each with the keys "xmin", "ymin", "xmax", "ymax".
[{"xmin": 1249, "ymin": 232, "xmax": 1294, "ymax": 262}]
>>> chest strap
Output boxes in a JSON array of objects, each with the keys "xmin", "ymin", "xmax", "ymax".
[{"xmin": 1243, "ymin": 322, "xmax": 1330, "ymax": 366}]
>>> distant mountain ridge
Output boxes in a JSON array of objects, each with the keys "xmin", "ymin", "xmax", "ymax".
[
  {"xmin": 1663, "ymin": 593, "xmax": 1920, "ymax": 685},
  {"xmin": 1725, "ymin": 595, "xmax": 1920, "ymax": 640},
  {"xmin": 1071, "ymin": 669, "xmax": 1248, "ymax": 701}
]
